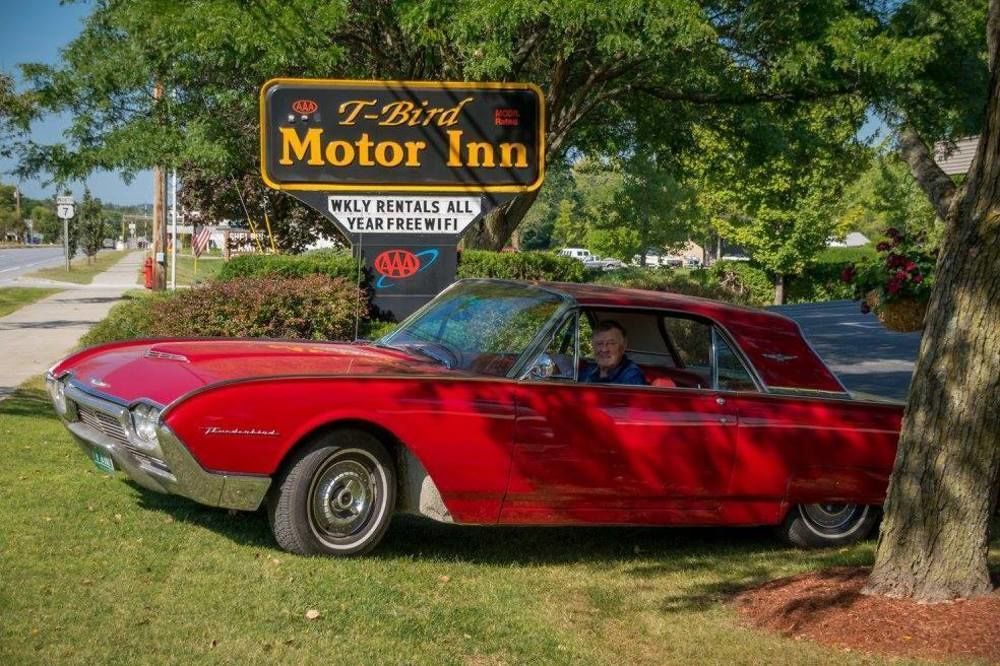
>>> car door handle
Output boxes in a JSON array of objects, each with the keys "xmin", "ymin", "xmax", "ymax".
[{"xmin": 719, "ymin": 416, "xmax": 732, "ymax": 425}]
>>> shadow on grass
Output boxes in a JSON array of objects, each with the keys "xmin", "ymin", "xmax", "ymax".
[
  {"xmin": 0, "ymin": 383, "xmax": 56, "ymax": 420},
  {"xmin": 128, "ymin": 480, "xmax": 875, "ymax": 574}
]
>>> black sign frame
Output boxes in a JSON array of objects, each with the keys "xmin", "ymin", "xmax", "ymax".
[{"xmin": 260, "ymin": 78, "xmax": 545, "ymax": 193}]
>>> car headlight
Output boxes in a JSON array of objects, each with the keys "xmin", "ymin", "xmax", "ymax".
[
  {"xmin": 131, "ymin": 403, "xmax": 161, "ymax": 443},
  {"xmin": 47, "ymin": 376, "xmax": 67, "ymax": 415}
]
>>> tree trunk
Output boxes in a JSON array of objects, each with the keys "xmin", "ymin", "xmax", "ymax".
[
  {"xmin": 773, "ymin": 274, "xmax": 786, "ymax": 305},
  {"xmin": 865, "ymin": 3, "xmax": 1000, "ymax": 601},
  {"xmin": 463, "ymin": 189, "xmax": 540, "ymax": 250}
]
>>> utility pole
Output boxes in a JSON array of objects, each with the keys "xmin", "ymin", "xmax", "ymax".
[
  {"xmin": 151, "ymin": 82, "xmax": 167, "ymax": 291},
  {"xmin": 14, "ymin": 186, "xmax": 21, "ymax": 241}
]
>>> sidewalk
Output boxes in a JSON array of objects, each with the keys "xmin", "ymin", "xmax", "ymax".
[{"xmin": 0, "ymin": 251, "xmax": 144, "ymax": 400}]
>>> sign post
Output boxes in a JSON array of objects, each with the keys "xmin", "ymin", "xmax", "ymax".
[
  {"xmin": 56, "ymin": 195, "xmax": 75, "ymax": 271},
  {"xmin": 260, "ymin": 79, "xmax": 544, "ymax": 320}
]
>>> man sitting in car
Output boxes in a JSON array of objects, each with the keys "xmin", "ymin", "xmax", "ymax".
[{"xmin": 582, "ymin": 320, "xmax": 648, "ymax": 386}]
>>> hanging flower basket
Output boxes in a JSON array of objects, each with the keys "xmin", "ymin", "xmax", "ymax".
[
  {"xmin": 842, "ymin": 229, "xmax": 936, "ymax": 334},
  {"xmin": 875, "ymin": 293, "xmax": 927, "ymax": 332}
]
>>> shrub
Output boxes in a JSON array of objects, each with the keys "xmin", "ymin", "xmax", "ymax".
[
  {"xmin": 708, "ymin": 261, "xmax": 773, "ymax": 306},
  {"xmin": 81, "ymin": 276, "xmax": 369, "ymax": 345},
  {"xmin": 219, "ymin": 251, "xmax": 362, "ymax": 282},
  {"xmin": 80, "ymin": 292, "xmax": 162, "ymax": 347},
  {"xmin": 594, "ymin": 268, "xmax": 759, "ymax": 306},
  {"xmin": 457, "ymin": 250, "xmax": 586, "ymax": 282}
]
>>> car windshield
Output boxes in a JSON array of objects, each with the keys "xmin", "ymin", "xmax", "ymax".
[{"xmin": 378, "ymin": 281, "xmax": 566, "ymax": 376}]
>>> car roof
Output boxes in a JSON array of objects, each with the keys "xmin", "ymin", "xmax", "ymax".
[{"xmin": 476, "ymin": 279, "xmax": 845, "ymax": 394}]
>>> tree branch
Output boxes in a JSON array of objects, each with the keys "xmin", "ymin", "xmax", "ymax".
[
  {"xmin": 898, "ymin": 125, "xmax": 957, "ymax": 220},
  {"xmin": 634, "ymin": 82, "xmax": 862, "ymax": 105}
]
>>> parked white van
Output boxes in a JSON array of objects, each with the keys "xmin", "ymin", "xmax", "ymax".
[{"xmin": 558, "ymin": 247, "xmax": 595, "ymax": 262}]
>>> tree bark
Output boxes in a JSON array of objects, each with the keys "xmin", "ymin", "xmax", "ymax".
[
  {"xmin": 864, "ymin": 2, "xmax": 1000, "ymax": 601},
  {"xmin": 462, "ymin": 189, "xmax": 541, "ymax": 250},
  {"xmin": 898, "ymin": 126, "xmax": 957, "ymax": 220},
  {"xmin": 773, "ymin": 274, "xmax": 786, "ymax": 305}
]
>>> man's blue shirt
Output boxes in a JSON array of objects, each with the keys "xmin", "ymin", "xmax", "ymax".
[{"xmin": 581, "ymin": 356, "xmax": 647, "ymax": 386}]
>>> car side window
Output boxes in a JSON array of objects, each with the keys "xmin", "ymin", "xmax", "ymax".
[
  {"xmin": 714, "ymin": 332, "xmax": 758, "ymax": 392},
  {"xmin": 660, "ymin": 316, "xmax": 712, "ymax": 387}
]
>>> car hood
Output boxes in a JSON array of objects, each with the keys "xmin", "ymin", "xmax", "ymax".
[{"xmin": 64, "ymin": 339, "xmax": 449, "ymax": 405}]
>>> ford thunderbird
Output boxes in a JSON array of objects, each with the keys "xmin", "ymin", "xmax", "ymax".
[{"xmin": 47, "ymin": 279, "xmax": 902, "ymax": 555}]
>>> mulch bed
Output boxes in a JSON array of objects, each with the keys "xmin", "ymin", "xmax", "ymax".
[{"xmin": 732, "ymin": 567, "xmax": 1000, "ymax": 663}]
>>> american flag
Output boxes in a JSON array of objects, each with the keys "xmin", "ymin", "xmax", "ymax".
[{"xmin": 192, "ymin": 225, "xmax": 212, "ymax": 257}]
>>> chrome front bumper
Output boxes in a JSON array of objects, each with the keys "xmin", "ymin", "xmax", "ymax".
[{"xmin": 56, "ymin": 380, "xmax": 271, "ymax": 511}]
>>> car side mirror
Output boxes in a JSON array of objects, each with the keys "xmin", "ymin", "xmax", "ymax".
[{"xmin": 526, "ymin": 353, "xmax": 556, "ymax": 380}]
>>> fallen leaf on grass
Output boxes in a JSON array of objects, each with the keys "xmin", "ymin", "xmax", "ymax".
[
  {"xmin": 305, "ymin": 609, "xmax": 320, "ymax": 620},
  {"xmin": 438, "ymin": 575, "xmax": 450, "ymax": 583}
]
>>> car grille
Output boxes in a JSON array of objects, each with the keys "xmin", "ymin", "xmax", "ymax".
[
  {"xmin": 76, "ymin": 402, "xmax": 173, "ymax": 477},
  {"xmin": 78, "ymin": 405, "xmax": 129, "ymax": 445}
]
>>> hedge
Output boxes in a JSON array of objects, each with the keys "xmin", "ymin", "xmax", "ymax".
[
  {"xmin": 708, "ymin": 261, "xmax": 774, "ymax": 306},
  {"xmin": 81, "ymin": 275, "xmax": 368, "ymax": 346},
  {"xmin": 219, "ymin": 250, "xmax": 362, "ymax": 282},
  {"xmin": 593, "ymin": 268, "xmax": 757, "ymax": 305},
  {"xmin": 457, "ymin": 250, "xmax": 586, "ymax": 282},
  {"xmin": 787, "ymin": 246, "xmax": 876, "ymax": 303}
]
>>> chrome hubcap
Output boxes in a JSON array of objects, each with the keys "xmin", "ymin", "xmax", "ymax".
[
  {"xmin": 310, "ymin": 458, "xmax": 376, "ymax": 539},
  {"xmin": 800, "ymin": 503, "xmax": 866, "ymax": 535}
]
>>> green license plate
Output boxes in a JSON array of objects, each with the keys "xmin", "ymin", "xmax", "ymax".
[{"xmin": 91, "ymin": 449, "xmax": 115, "ymax": 473}]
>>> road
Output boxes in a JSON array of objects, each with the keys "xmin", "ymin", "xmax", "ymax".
[
  {"xmin": 0, "ymin": 247, "xmax": 72, "ymax": 285},
  {"xmin": 773, "ymin": 300, "xmax": 921, "ymax": 402}
]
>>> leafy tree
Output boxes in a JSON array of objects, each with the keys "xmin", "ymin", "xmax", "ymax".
[
  {"xmin": 29, "ymin": 204, "xmax": 59, "ymax": 243},
  {"xmin": 587, "ymin": 150, "xmax": 694, "ymax": 262},
  {"xmin": 78, "ymin": 188, "xmax": 106, "ymax": 263},
  {"xmin": 690, "ymin": 100, "xmax": 868, "ymax": 303},
  {"xmin": 14, "ymin": 0, "xmax": 940, "ymax": 249},
  {"xmin": 838, "ymin": 149, "xmax": 941, "ymax": 244},
  {"xmin": 0, "ymin": 72, "xmax": 33, "ymax": 160}
]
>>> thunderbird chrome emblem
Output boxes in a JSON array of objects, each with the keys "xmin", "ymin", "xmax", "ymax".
[
  {"xmin": 90, "ymin": 377, "xmax": 110, "ymax": 388},
  {"xmin": 762, "ymin": 353, "xmax": 797, "ymax": 362}
]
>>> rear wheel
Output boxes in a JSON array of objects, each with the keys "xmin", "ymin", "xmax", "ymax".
[
  {"xmin": 777, "ymin": 503, "xmax": 878, "ymax": 548},
  {"xmin": 268, "ymin": 429, "xmax": 395, "ymax": 556}
]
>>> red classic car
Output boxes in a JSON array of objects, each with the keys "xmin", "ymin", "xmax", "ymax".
[{"xmin": 47, "ymin": 279, "xmax": 902, "ymax": 556}]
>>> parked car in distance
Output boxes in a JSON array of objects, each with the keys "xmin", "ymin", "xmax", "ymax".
[
  {"xmin": 47, "ymin": 279, "xmax": 902, "ymax": 556},
  {"xmin": 583, "ymin": 256, "xmax": 626, "ymax": 271}
]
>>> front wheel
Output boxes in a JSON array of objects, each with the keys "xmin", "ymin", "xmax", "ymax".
[
  {"xmin": 268, "ymin": 430, "xmax": 396, "ymax": 556},
  {"xmin": 777, "ymin": 503, "xmax": 878, "ymax": 548}
]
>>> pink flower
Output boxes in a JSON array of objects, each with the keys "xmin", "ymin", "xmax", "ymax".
[
  {"xmin": 905, "ymin": 261, "xmax": 918, "ymax": 272},
  {"xmin": 913, "ymin": 274, "xmax": 924, "ymax": 284},
  {"xmin": 876, "ymin": 241, "xmax": 891, "ymax": 252},
  {"xmin": 840, "ymin": 264, "xmax": 856, "ymax": 283},
  {"xmin": 887, "ymin": 279, "xmax": 902, "ymax": 295}
]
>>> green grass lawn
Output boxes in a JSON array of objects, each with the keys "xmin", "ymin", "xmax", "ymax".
[
  {"xmin": 27, "ymin": 250, "xmax": 128, "ymax": 284},
  {"xmin": 166, "ymin": 254, "xmax": 225, "ymax": 286},
  {"xmin": 0, "ymin": 287, "xmax": 62, "ymax": 318},
  {"xmin": 1, "ymin": 378, "xmax": 995, "ymax": 664}
]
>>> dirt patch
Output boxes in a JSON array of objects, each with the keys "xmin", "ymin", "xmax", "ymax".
[{"xmin": 732, "ymin": 567, "xmax": 1000, "ymax": 663}]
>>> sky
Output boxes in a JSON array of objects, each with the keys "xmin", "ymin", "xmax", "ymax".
[{"xmin": 0, "ymin": 0, "xmax": 153, "ymax": 205}]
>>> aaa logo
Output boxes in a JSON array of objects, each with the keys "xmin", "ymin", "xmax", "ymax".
[
  {"xmin": 373, "ymin": 248, "xmax": 439, "ymax": 288},
  {"xmin": 291, "ymin": 99, "xmax": 318, "ymax": 114}
]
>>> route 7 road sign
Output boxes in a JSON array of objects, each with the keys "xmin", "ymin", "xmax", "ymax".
[{"xmin": 56, "ymin": 195, "xmax": 75, "ymax": 219}]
